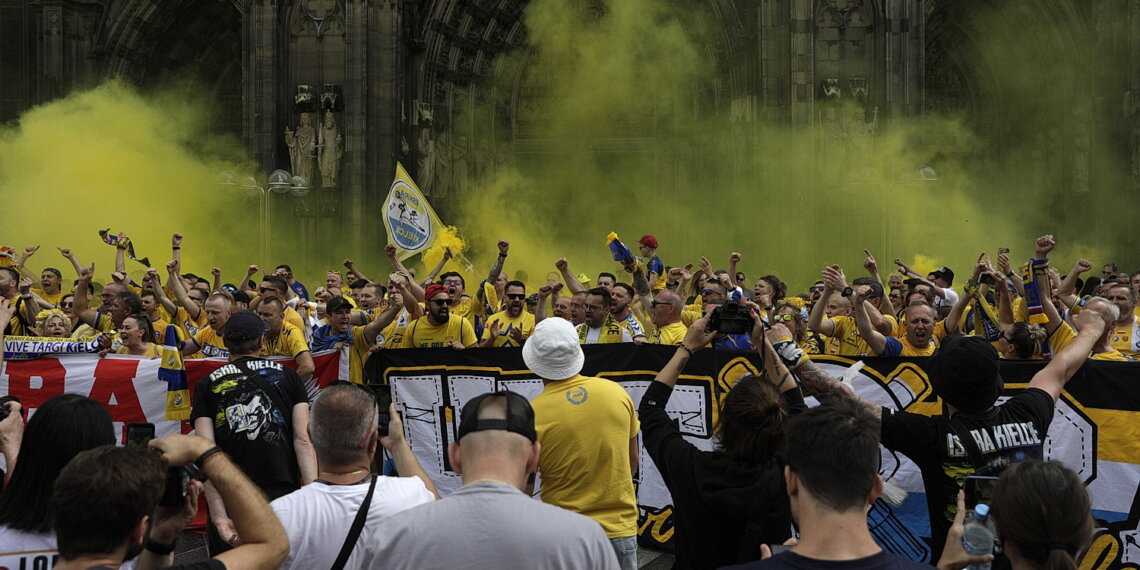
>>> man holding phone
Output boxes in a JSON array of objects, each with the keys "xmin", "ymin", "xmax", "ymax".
[{"xmin": 270, "ymin": 382, "xmax": 437, "ymax": 569}]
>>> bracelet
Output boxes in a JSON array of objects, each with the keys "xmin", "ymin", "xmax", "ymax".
[
  {"xmin": 498, "ymin": 253, "xmax": 508, "ymax": 258},
  {"xmin": 677, "ymin": 346, "xmax": 693, "ymax": 358},
  {"xmin": 171, "ymin": 246, "xmax": 181, "ymax": 250},
  {"xmin": 195, "ymin": 446, "xmax": 224, "ymax": 470},
  {"xmin": 145, "ymin": 537, "xmax": 178, "ymax": 555}
]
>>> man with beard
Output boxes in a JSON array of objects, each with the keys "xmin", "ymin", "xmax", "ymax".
[
  {"xmin": 479, "ymin": 281, "xmax": 535, "ymax": 347},
  {"xmin": 312, "ymin": 296, "xmax": 397, "ymax": 384},
  {"xmin": 577, "ymin": 288, "xmax": 632, "ymax": 344},
  {"xmin": 609, "ymin": 283, "xmax": 647, "ymax": 344},
  {"xmin": 401, "ymin": 284, "xmax": 478, "ymax": 349}
]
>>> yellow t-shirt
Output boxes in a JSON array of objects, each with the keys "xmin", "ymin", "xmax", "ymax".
[
  {"xmin": 115, "ymin": 343, "xmax": 162, "ymax": 357},
  {"xmin": 882, "ymin": 336, "xmax": 937, "ymax": 357},
  {"xmin": 173, "ymin": 306, "xmax": 208, "ymax": 338},
  {"xmin": 400, "ymin": 315, "xmax": 477, "ymax": 348},
  {"xmin": 32, "ymin": 288, "xmax": 68, "ymax": 307},
  {"xmin": 531, "ymin": 374, "xmax": 640, "ymax": 538},
  {"xmin": 1050, "ymin": 321, "xmax": 1137, "ymax": 361},
  {"xmin": 482, "ymin": 310, "xmax": 536, "ymax": 348},
  {"xmin": 1108, "ymin": 317, "xmax": 1140, "ymax": 357},
  {"xmin": 193, "ymin": 327, "xmax": 229, "ymax": 359},
  {"xmin": 380, "ymin": 309, "xmax": 412, "ymax": 349},
  {"xmin": 652, "ymin": 321, "xmax": 687, "ymax": 345},
  {"xmin": 92, "ymin": 311, "xmax": 116, "ymax": 333},
  {"xmin": 263, "ymin": 322, "xmax": 310, "ymax": 358},
  {"xmin": 283, "ymin": 306, "xmax": 306, "ymax": 332},
  {"xmin": 345, "ymin": 326, "xmax": 373, "ymax": 384},
  {"xmin": 824, "ymin": 316, "xmax": 873, "ymax": 356},
  {"xmin": 451, "ymin": 296, "xmax": 485, "ymax": 320}
]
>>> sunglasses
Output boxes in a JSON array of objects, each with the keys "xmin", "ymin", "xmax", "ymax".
[
  {"xmin": 701, "ymin": 289, "xmax": 722, "ymax": 297},
  {"xmin": 505, "ymin": 293, "xmax": 526, "ymax": 300},
  {"xmin": 431, "ymin": 299, "xmax": 453, "ymax": 306},
  {"xmin": 771, "ymin": 314, "xmax": 797, "ymax": 323},
  {"xmin": 810, "ymin": 286, "xmax": 825, "ymax": 292},
  {"xmin": 60, "ymin": 302, "xmax": 74, "ymax": 308}
]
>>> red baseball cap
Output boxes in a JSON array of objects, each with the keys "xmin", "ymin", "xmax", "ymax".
[{"xmin": 638, "ymin": 235, "xmax": 658, "ymax": 248}]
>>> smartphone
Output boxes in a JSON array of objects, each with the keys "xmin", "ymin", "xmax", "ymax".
[
  {"xmin": 963, "ymin": 475, "xmax": 999, "ymax": 507},
  {"xmin": 369, "ymin": 384, "xmax": 393, "ymax": 436},
  {"xmin": 980, "ymin": 274, "xmax": 996, "ymax": 286},
  {"xmin": 160, "ymin": 465, "xmax": 199, "ymax": 507},
  {"xmin": 998, "ymin": 247, "xmax": 1010, "ymax": 255},
  {"xmin": 125, "ymin": 422, "xmax": 156, "ymax": 447}
]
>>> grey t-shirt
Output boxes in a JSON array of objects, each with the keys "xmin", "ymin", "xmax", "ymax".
[{"xmin": 366, "ymin": 481, "xmax": 619, "ymax": 570}]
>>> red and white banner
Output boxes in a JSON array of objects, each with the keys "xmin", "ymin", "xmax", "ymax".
[{"xmin": 0, "ymin": 350, "xmax": 343, "ymax": 442}]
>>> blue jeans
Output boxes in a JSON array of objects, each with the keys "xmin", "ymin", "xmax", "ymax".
[{"xmin": 610, "ymin": 535, "xmax": 638, "ymax": 570}]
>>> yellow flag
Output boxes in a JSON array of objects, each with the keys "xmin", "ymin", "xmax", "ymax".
[{"xmin": 383, "ymin": 162, "xmax": 446, "ymax": 261}]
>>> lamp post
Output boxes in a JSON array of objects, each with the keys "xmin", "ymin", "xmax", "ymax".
[{"xmin": 218, "ymin": 170, "xmax": 310, "ymax": 267}]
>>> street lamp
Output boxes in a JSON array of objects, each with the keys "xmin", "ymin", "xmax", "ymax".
[{"xmin": 218, "ymin": 170, "xmax": 310, "ymax": 267}]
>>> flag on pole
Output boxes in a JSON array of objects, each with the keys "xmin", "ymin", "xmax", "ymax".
[
  {"xmin": 383, "ymin": 162, "xmax": 445, "ymax": 261},
  {"xmin": 158, "ymin": 325, "xmax": 190, "ymax": 421}
]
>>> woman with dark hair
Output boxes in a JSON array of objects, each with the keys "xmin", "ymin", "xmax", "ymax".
[
  {"xmin": 686, "ymin": 270, "xmax": 709, "ymax": 307},
  {"xmin": 0, "ymin": 394, "xmax": 115, "ymax": 565},
  {"xmin": 754, "ymin": 275, "xmax": 787, "ymax": 310},
  {"xmin": 115, "ymin": 314, "xmax": 160, "ymax": 357},
  {"xmin": 638, "ymin": 314, "xmax": 804, "ymax": 569},
  {"xmin": 939, "ymin": 460, "xmax": 1092, "ymax": 570}
]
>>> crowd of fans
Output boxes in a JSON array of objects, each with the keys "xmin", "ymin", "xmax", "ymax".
[{"xmin": 0, "ymin": 230, "xmax": 1129, "ymax": 569}]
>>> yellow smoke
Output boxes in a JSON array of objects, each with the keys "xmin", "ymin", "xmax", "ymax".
[{"xmin": 0, "ymin": 80, "xmax": 253, "ymax": 285}]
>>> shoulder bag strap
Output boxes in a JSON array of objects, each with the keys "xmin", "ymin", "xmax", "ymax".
[{"xmin": 330, "ymin": 475, "xmax": 378, "ymax": 570}]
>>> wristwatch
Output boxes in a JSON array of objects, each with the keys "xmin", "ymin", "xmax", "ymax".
[{"xmin": 840, "ymin": 286, "xmax": 854, "ymax": 297}]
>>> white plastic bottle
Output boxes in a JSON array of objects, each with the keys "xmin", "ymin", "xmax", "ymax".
[{"xmin": 962, "ymin": 503, "xmax": 994, "ymax": 570}]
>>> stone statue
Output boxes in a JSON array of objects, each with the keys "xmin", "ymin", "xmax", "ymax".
[
  {"xmin": 416, "ymin": 109, "xmax": 436, "ymax": 193},
  {"xmin": 285, "ymin": 112, "xmax": 316, "ymax": 183},
  {"xmin": 318, "ymin": 110, "xmax": 343, "ymax": 188}
]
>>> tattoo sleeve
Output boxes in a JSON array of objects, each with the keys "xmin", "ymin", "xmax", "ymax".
[{"xmin": 793, "ymin": 359, "xmax": 883, "ymax": 420}]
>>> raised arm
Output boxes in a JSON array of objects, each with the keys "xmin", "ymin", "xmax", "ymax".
[
  {"xmin": 476, "ymin": 240, "xmax": 509, "ymax": 303},
  {"xmin": 384, "ymin": 244, "xmax": 425, "ymax": 301},
  {"xmin": 852, "ymin": 285, "xmax": 889, "ymax": 355},
  {"xmin": 864, "ymin": 249, "xmax": 894, "ymax": 316},
  {"xmin": 170, "ymin": 233, "xmax": 183, "ymax": 267},
  {"xmin": 1029, "ymin": 308, "xmax": 1105, "ymax": 403},
  {"xmin": 947, "ymin": 254, "xmax": 988, "ymax": 335},
  {"xmin": 535, "ymin": 282, "xmax": 562, "ymax": 325},
  {"xmin": 57, "ymin": 247, "xmax": 84, "ymax": 277},
  {"xmin": 361, "ymin": 303, "xmax": 401, "ymax": 344},
  {"xmin": 167, "ymin": 260, "xmax": 202, "ymax": 321},
  {"xmin": 1056, "ymin": 258, "xmax": 1090, "ymax": 309},
  {"xmin": 72, "ymin": 264, "xmax": 100, "ymax": 328},
  {"xmin": 151, "ymin": 434, "xmax": 289, "ymax": 570},
  {"xmin": 807, "ymin": 265, "xmax": 841, "ymax": 337},
  {"xmin": 727, "ymin": 252, "xmax": 742, "ymax": 289},
  {"xmin": 555, "ymin": 257, "xmax": 586, "ymax": 294},
  {"xmin": 13, "ymin": 246, "xmax": 39, "ymax": 280},
  {"xmin": 380, "ymin": 404, "xmax": 439, "ymax": 498},
  {"xmin": 239, "ymin": 265, "xmax": 258, "ymax": 293},
  {"xmin": 1033, "ymin": 236, "xmax": 1066, "ymax": 332},
  {"xmin": 344, "ymin": 258, "xmax": 373, "ymax": 284}
]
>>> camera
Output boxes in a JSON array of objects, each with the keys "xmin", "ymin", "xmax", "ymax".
[
  {"xmin": 0, "ymin": 396, "xmax": 20, "ymax": 422},
  {"xmin": 979, "ymin": 273, "xmax": 996, "ymax": 286},
  {"xmin": 160, "ymin": 465, "xmax": 201, "ymax": 506},
  {"xmin": 708, "ymin": 300, "xmax": 754, "ymax": 335}
]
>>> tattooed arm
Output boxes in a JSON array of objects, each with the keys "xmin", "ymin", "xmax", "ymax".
[{"xmin": 775, "ymin": 348, "xmax": 883, "ymax": 420}]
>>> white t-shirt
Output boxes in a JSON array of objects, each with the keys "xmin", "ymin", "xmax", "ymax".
[
  {"xmin": 270, "ymin": 476, "xmax": 435, "ymax": 569},
  {"xmin": 0, "ymin": 526, "xmax": 57, "ymax": 569}
]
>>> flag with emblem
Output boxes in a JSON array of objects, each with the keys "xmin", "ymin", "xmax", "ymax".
[
  {"xmin": 158, "ymin": 324, "xmax": 190, "ymax": 420},
  {"xmin": 383, "ymin": 162, "xmax": 446, "ymax": 260}
]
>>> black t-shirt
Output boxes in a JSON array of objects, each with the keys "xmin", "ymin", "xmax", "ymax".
[
  {"xmin": 724, "ymin": 550, "xmax": 932, "ymax": 570},
  {"xmin": 190, "ymin": 357, "xmax": 308, "ymax": 488},
  {"xmin": 881, "ymin": 387, "xmax": 1054, "ymax": 558}
]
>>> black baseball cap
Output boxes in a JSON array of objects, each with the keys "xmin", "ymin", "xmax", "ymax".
[
  {"xmin": 457, "ymin": 391, "xmax": 537, "ymax": 443},
  {"xmin": 222, "ymin": 310, "xmax": 267, "ymax": 342},
  {"xmin": 326, "ymin": 296, "xmax": 353, "ymax": 314}
]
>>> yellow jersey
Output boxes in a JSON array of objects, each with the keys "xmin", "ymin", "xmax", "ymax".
[
  {"xmin": 482, "ymin": 310, "xmax": 536, "ymax": 348},
  {"xmin": 401, "ymin": 315, "xmax": 477, "ymax": 348},
  {"xmin": 263, "ymin": 322, "xmax": 310, "ymax": 358},
  {"xmin": 652, "ymin": 321, "xmax": 687, "ymax": 345}
]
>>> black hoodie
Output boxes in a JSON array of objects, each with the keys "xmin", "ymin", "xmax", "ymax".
[{"xmin": 639, "ymin": 381, "xmax": 803, "ymax": 570}]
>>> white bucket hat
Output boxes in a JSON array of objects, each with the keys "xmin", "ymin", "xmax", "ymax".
[{"xmin": 522, "ymin": 317, "xmax": 585, "ymax": 380}]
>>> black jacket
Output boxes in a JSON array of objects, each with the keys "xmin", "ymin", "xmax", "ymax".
[{"xmin": 639, "ymin": 380, "xmax": 804, "ymax": 569}]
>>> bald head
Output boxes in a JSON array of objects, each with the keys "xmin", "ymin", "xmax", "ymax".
[{"xmin": 449, "ymin": 394, "xmax": 540, "ymax": 488}]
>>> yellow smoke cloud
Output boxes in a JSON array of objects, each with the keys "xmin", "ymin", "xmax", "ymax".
[{"xmin": 0, "ymin": 80, "xmax": 254, "ymax": 285}]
